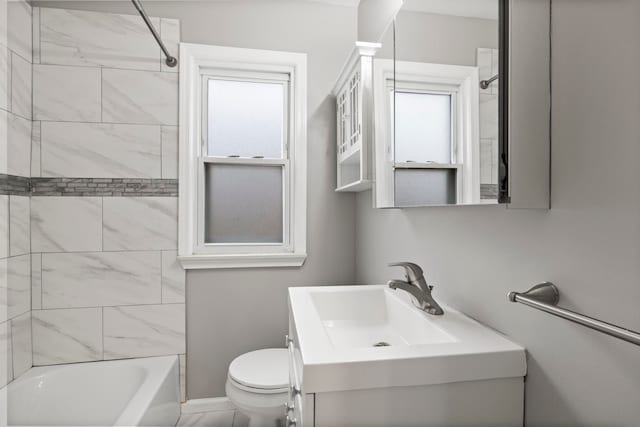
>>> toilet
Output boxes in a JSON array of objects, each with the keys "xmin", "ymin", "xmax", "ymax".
[{"xmin": 226, "ymin": 348, "xmax": 289, "ymax": 427}]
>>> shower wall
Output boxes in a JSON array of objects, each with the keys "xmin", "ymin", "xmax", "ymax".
[
  {"xmin": 1, "ymin": 0, "xmax": 33, "ymax": 389},
  {"xmin": 27, "ymin": 7, "xmax": 185, "ymax": 399}
]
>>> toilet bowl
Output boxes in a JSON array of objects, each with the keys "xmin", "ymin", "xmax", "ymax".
[{"xmin": 226, "ymin": 348, "xmax": 289, "ymax": 427}]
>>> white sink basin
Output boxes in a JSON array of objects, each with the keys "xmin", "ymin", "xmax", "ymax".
[
  {"xmin": 311, "ymin": 287, "xmax": 455, "ymax": 348},
  {"xmin": 289, "ymin": 285, "xmax": 526, "ymax": 393}
]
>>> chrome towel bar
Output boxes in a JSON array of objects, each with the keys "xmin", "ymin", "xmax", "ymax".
[{"xmin": 508, "ymin": 283, "xmax": 640, "ymax": 347}]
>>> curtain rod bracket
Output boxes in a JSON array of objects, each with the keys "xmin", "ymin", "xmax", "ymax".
[{"xmin": 131, "ymin": 0, "xmax": 178, "ymax": 68}]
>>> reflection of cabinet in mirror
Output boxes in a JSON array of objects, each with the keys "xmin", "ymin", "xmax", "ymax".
[
  {"xmin": 373, "ymin": 60, "xmax": 482, "ymax": 207},
  {"xmin": 332, "ymin": 42, "xmax": 380, "ymax": 192}
]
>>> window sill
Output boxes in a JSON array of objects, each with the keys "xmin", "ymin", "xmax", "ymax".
[{"xmin": 178, "ymin": 252, "xmax": 307, "ymax": 270}]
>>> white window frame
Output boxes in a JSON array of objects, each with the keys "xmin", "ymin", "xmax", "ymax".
[
  {"xmin": 178, "ymin": 43, "xmax": 307, "ymax": 269},
  {"xmin": 373, "ymin": 59, "xmax": 480, "ymax": 207}
]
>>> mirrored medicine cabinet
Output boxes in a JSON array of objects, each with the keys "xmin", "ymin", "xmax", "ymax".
[{"xmin": 332, "ymin": 0, "xmax": 550, "ymax": 209}]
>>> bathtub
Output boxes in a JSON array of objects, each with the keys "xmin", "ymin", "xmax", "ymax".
[{"xmin": 4, "ymin": 356, "xmax": 180, "ymax": 426}]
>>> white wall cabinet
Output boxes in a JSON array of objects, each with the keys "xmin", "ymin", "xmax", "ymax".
[{"xmin": 332, "ymin": 42, "xmax": 380, "ymax": 192}]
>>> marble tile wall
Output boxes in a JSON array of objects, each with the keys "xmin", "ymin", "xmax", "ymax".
[
  {"xmin": 29, "ymin": 7, "xmax": 185, "ymax": 400},
  {"xmin": 477, "ymin": 48, "xmax": 499, "ymax": 198},
  {"xmin": 0, "ymin": 0, "xmax": 33, "ymax": 389}
]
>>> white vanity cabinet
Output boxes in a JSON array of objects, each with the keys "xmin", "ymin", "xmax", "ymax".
[
  {"xmin": 288, "ymin": 285, "xmax": 526, "ymax": 427},
  {"xmin": 332, "ymin": 42, "xmax": 380, "ymax": 192}
]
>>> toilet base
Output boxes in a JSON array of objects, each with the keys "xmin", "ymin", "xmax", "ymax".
[{"xmin": 225, "ymin": 379, "xmax": 287, "ymax": 427}]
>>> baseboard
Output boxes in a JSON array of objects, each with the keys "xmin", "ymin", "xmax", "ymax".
[{"xmin": 181, "ymin": 397, "xmax": 236, "ymax": 414}]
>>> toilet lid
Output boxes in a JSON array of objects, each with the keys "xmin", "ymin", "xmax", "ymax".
[{"xmin": 228, "ymin": 349, "xmax": 289, "ymax": 391}]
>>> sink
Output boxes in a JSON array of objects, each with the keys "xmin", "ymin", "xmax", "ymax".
[
  {"xmin": 288, "ymin": 284, "xmax": 526, "ymax": 394},
  {"xmin": 310, "ymin": 287, "xmax": 455, "ymax": 348}
]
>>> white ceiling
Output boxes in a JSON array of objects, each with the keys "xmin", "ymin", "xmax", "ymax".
[
  {"xmin": 401, "ymin": 0, "xmax": 498, "ymax": 20},
  {"xmin": 309, "ymin": 0, "xmax": 498, "ymax": 20}
]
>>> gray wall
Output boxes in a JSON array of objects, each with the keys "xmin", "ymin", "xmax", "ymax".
[
  {"xmin": 32, "ymin": 2, "xmax": 640, "ymax": 424},
  {"xmin": 33, "ymin": 0, "xmax": 358, "ymax": 398},
  {"xmin": 355, "ymin": 0, "xmax": 640, "ymax": 426}
]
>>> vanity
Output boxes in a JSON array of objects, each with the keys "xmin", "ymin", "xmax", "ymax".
[{"xmin": 286, "ymin": 285, "xmax": 526, "ymax": 427}]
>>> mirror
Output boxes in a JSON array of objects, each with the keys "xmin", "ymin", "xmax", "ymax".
[{"xmin": 373, "ymin": 0, "xmax": 503, "ymax": 207}]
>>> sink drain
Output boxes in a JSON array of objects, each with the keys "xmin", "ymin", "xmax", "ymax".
[{"xmin": 373, "ymin": 341, "xmax": 391, "ymax": 347}]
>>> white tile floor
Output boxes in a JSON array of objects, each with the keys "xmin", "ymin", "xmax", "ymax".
[{"xmin": 177, "ymin": 410, "xmax": 249, "ymax": 427}]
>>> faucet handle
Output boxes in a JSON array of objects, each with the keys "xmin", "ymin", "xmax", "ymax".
[{"xmin": 388, "ymin": 262, "xmax": 424, "ymax": 282}]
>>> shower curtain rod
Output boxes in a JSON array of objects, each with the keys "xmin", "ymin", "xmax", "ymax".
[
  {"xmin": 480, "ymin": 74, "xmax": 499, "ymax": 89},
  {"xmin": 131, "ymin": 0, "xmax": 178, "ymax": 67}
]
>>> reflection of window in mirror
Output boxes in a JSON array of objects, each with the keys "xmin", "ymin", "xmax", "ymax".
[
  {"xmin": 374, "ymin": 60, "xmax": 480, "ymax": 206},
  {"xmin": 393, "ymin": 90, "xmax": 460, "ymax": 206}
]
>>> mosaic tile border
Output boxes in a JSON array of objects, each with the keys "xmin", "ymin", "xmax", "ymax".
[
  {"xmin": 0, "ymin": 174, "xmax": 32, "ymax": 196},
  {"xmin": 481, "ymin": 184, "xmax": 498, "ymax": 200},
  {"xmin": 0, "ymin": 176, "xmax": 178, "ymax": 196}
]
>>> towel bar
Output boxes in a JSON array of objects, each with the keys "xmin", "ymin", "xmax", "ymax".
[{"xmin": 508, "ymin": 283, "xmax": 640, "ymax": 346}]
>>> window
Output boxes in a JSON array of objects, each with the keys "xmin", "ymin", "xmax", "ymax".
[
  {"xmin": 392, "ymin": 87, "xmax": 461, "ymax": 206},
  {"xmin": 373, "ymin": 60, "xmax": 479, "ymax": 207},
  {"xmin": 179, "ymin": 44, "xmax": 307, "ymax": 269}
]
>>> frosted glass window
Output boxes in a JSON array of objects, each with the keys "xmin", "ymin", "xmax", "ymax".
[
  {"xmin": 394, "ymin": 169, "xmax": 457, "ymax": 206},
  {"xmin": 208, "ymin": 79, "xmax": 285, "ymax": 158},
  {"xmin": 395, "ymin": 92, "xmax": 452, "ymax": 164},
  {"xmin": 205, "ymin": 164, "xmax": 283, "ymax": 244}
]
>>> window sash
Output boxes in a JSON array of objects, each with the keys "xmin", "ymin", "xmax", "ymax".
[
  {"xmin": 202, "ymin": 75, "xmax": 290, "ymax": 159},
  {"xmin": 387, "ymin": 80, "xmax": 459, "ymax": 165}
]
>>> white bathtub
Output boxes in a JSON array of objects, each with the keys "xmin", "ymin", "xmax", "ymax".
[{"xmin": 4, "ymin": 356, "xmax": 180, "ymax": 426}]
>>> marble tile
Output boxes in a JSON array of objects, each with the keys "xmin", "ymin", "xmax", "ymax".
[
  {"xmin": 41, "ymin": 251, "xmax": 161, "ymax": 309},
  {"xmin": 0, "ymin": 109, "xmax": 7, "ymax": 175},
  {"xmin": 32, "ymin": 7, "xmax": 40, "ymax": 64},
  {"xmin": 0, "ymin": 254, "xmax": 30, "ymax": 321},
  {"xmin": 0, "ymin": 0, "xmax": 7, "ymax": 48},
  {"xmin": 0, "ymin": 196, "xmax": 8, "ymax": 259},
  {"xmin": 103, "ymin": 303, "xmax": 185, "ymax": 359},
  {"xmin": 232, "ymin": 412, "xmax": 249, "ymax": 427},
  {"xmin": 31, "ymin": 253, "xmax": 41, "ymax": 310},
  {"xmin": 491, "ymin": 49, "xmax": 499, "ymax": 95},
  {"xmin": 177, "ymin": 410, "xmax": 235, "ymax": 427},
  {"xmin": 479, "ymin": 93, "xmax": 498, "ymax": 140},
  {"xmin": 10, "ymin": 52, "xmax": 31, "ymax": 120},
  {"xmin": 0, "ymin": 258, "xmax": 5, "ymax": 322},
  {"xmin": 10, "ymin": 310, "xmax": 30, "ymax": 377},
  {"xmin": 32, "ymin": 307, "xmax": 102, "ymax": 365},
  {"xmin": 102, "ymin": 69, "xmax": 178, "ymax": 125},
  {"xmin": 480, "ymin": 138, "xmax": 493, "ymax": 185},
  {"xmin": 7, "ymin": 0, "xmax": 32, "ymax": 63},
  {"xmin": 31, "ymin": 121, "xmax": 41, "ymax": 177},
  {"xmin": 491, "ymin": 138, "xmax": 499, "ymax": 185},
  {"xmin": 31, "ymin": 197, "xmax": 102, "ymax": 253},
  {"xmin": 34, "ymin": 64, "xmax": 101, "ymax": 122},
  {"xmin": 0, "ymin": 46, "xmax": 9, "ymax": 112},
  {"xmin": 103, "ymin": 197, "xmax": 177, "ymax": 251},
  {"xmin": 8, "ymin": 111, "xmax": 31, "ymax": 177},
  {"xmin": 9, "ymin": 195, "xmax": 29, "ymax": 256},
  {"xmin": 41, "ymin": 122, "xmax": 161, "ymax": 178},
  {"xmin": 179, "ymin": 354, "xmax": 186, "ymax": 402},
  {"xmin": 0, "ymin": 320, "xmax": 12, "ymax": 387},
  {"xmin": 161, "ymin": 126, "xmax": 178, "ymax": 179},
  {"xmin": 160, "ymin": 19, "xmax": 180, "ymax": 73},
  {"xmin": 476, "ymin": 48, "xmax": 492, "ymax": 91},
  {"xmin": 161, "ymin": 251, "xmax": 185, "ymax": 304},
  {"xmin": 40, "ymin": 8, "xmax": 160, "ymax": 71}
]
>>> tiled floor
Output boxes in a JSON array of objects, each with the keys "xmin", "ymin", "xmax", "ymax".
[{"xmin": 177, "ymin": 410, "xmax": 249, "ymax": 427}]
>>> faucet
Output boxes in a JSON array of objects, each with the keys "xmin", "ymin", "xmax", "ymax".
[{"xmin": 387, "ymin": 262, "xmax": 444, "ymax": 315}]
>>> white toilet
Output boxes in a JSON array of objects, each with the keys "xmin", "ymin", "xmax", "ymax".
[{"xmin": 226, "ymin": 348, "xmax": 289, "ymax": 427}]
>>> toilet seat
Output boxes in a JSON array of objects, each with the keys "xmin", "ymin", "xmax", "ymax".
[{"xmin": 228, "ymin": 349, "xmax": 288, "ymax": 394}]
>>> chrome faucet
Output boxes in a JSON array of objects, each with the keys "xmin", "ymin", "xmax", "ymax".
[{"xmin": 387, "ymin": 262, "xmax": 444, "ymax": 315}]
